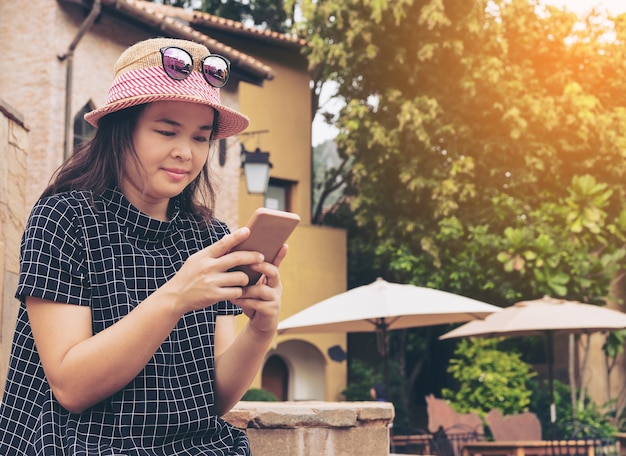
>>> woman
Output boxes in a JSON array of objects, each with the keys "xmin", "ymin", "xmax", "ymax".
[{"xmin": 0, "ymin": 37, "xmax": 283, "ymax": 455}]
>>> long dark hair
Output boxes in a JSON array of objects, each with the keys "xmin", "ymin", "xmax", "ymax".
[{"xmin": 41, "ymin": 104, "xmax": 218, "ymax": 221}]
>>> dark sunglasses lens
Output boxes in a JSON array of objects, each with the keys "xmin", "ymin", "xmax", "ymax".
[
  {"xmin": 203, "ymin": 56, "xmax": 229, "ymax": 88},
  {"xmin": 162, "ymin": 48, "xmax": 193, "ymax": 80}
]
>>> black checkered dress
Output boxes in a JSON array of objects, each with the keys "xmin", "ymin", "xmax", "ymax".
[{"xmin": 0, "ymin": 187, "xmax": 250, "ymax": 455}]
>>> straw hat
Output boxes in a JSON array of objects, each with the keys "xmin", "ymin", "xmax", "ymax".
[{"xmin": 84, "ymin": 37, "xmax": 249, "ymax": 139}]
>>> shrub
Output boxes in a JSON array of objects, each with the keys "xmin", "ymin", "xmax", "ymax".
[
  {"xmin": 241, "ymin": 388, "xmax": 279, "ymax": 402},
  {"xmin": 529, "ymin": 378, "xmax": 616, "ymax": 439},
  {"xmin": 342, "ymin": 358, "xmax": 378, "ymax": 401},
  {"xmin": 442, "ymin": 338, "xmax": 536, "ymax": 417}
]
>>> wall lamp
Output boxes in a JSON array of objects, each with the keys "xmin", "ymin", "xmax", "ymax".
[{"xmin": 240, "ymin": 144, "xmax": 273, "ymax": 194}]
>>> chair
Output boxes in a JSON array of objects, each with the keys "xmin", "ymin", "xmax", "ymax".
[
  {"xmin": 425, "ymin": 394, "xmax": 484, "ymax": 435},
  {"xmin": 430, "ymin": 426, "xmax": 456, "ymax": 456},
  {"xmin": 443, "ymin": 423, "xmax": 485, "ymax": 456},
  {"xmin": 485, "ymin": 408, "xmax": 542, "ymax": 440},
  {"xmin": 392, "ymin": 428, "xmax": 433, "ymax": 455},
  {"xmin": 425, "ymin": 395, "xmax": 485, "ymax": 456}
]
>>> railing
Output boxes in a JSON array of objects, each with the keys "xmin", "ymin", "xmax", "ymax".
[
  {"xmin": 392, "ymin": 426, "xmax": 620, "ymax": 456},
  {"xmin": 393, "ymin": 424, "xmax": 485, "ymax": 456},
  {"xmin": 462, "ymin": 439, "xmax": 619, "ymax": 456}
]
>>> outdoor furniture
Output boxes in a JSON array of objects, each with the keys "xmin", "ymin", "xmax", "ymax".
[
  {"xmin": 424, "ymin": 424, "xmax": 484, "ymax": 456},
  {"xmin": 426, "ymin": 394, "xmax": 484, "ymax": 435},
  {"xmin": 464, "ymin": 423, "xmax": 619, "ymax": 456},
  {"xmin": 613, "ymin": 433, "xmax": 626, "ymax": 456},
  {"xmin": 462, "ymin": 439, "xmax": 619, "ymax": 456},
  {"xmin": 392, "ymin": 430, "xmax": 432, "ymax": 455},
  {"xmin": 559, "ymin": 422, "xmax": 619, "ymax": 456},
  {"xmin": 392, "ymin": 427, "xmax": 486, "ymax": 456},
  {"xmin": 431, "ymin": 426, "xmax": 457, "ymax": 456},
  {"xmin": 485, "ymin": 409, "xmax": 542, "ymax": 440},
  {"xmin": 425, "ymin": 395, "xmax": 485, "ymax": 456}
]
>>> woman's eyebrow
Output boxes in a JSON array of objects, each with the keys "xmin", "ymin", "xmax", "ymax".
[
  {"xmin": 155, "ymin": 117, "xmax": 213, "ymax": 130},
  {"xmin": 155, "ymin": 117, "xmax": 180, "ymax": 127}
]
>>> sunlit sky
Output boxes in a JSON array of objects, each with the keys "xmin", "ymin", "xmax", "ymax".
[
  {"xmin": 311, "ymin": 1, "xmax": 626, "ymax": 146},
  {"xmin": 542, "ymin": 0, "xmax": 626, "ymax": 17}
]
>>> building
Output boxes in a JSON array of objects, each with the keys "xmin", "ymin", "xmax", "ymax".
[{"xmin": 0, "ymin": 0, "xmax": 348, "ymax": 403}]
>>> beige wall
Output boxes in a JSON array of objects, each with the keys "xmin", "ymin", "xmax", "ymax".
[
  {"xmin": 0, "ymin": 1, "xmax": 243, "ymax": 226},
  {"xmin": 0, "ymin": 100, "xmax": 29, "ymax": 389}
]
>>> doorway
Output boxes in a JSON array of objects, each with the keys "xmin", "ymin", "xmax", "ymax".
[{"xmin": 262, "ymin": 355, "xmax": 289, "ymax": 401}]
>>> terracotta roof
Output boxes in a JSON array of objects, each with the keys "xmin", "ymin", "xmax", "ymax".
[
  {"xmin": 139, "ymin": 2, "xmax": 308, "ymax": 50},
  {"xmin": 90, "ymin": 0, "xmax": 277, "ymax": 83}
]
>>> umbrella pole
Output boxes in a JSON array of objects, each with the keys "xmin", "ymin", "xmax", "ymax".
[
  {"xmin": 546, "ymin": 331, "xmax": 556, "ymax": 439},
  {"xmin": 376, "ymin": 319, "xmax": 391, "ymax": 403},
  {"xmin": 383, "ymin": 325, "xmax": 390, "ymax": 404}
]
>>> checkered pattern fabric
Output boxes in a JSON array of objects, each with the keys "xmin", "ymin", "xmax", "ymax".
[{"xmin": 0, "ymin": 187, "xmax": 249, "ymax": 455}]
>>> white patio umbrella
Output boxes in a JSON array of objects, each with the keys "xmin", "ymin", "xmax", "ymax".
[
  {"xmin": 439, "ymin": 296, "xmax": 626, "ymax": 437},
  {"xmin": 277, "ymin": 278, "xmax": 502, "ymax": 398}
]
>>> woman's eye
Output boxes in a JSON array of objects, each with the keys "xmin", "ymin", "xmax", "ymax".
[
  {"xmin": 194, "ymin": 136, "xmax": 210, "ymax": 143},
  {"xmin": 157, "ymin": 130, "xmax": 175, "ymax": 137}
]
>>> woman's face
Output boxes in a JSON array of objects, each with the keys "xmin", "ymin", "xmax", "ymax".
[{"xmin": 120, "ymin": 100, "xmax": 215, "ymax": 219}]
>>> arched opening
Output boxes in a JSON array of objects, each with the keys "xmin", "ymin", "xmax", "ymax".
[
  {"xmin": 269, "ymin": 340, "xmax": 327, "ymax": 401},
  {"xmin": 262, "ymin": 354, "xmax": 289, "ymax": 401}
]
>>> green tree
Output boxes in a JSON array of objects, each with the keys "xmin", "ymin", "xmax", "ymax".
[
  {"xmin": 155, "ymin": 0, "xmax": 294, "ymax": 33},
  {"xmin": 297, "ymin": 0, "xmax": 626, "ymax": 427}
]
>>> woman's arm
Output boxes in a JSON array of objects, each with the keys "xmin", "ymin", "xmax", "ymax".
[
  {"xmin": 27, "ymin": 292, "xmax": 181, "ymax": 413},
  {"xmin": 27, "ymin": 227, "xmax": 262, "ymax": 414},
  {"xmin": 212, "ymin": 245, "xmax": 288, "ymax": 415}
]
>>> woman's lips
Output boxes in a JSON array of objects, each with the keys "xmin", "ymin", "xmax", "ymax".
[{"xmin": 163, "ymin": 168, "xmax": 188, "ymax": 181}]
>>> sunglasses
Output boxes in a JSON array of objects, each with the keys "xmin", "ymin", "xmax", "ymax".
[{"xmin": 159, "ymin": 46, "xmax": 230, "ymax": 88}]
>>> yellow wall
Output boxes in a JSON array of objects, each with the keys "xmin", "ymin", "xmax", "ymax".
[
  {"xmin": 238, "ymin": 59, "xmax": 312, "ymax": 222},
  {"xmin": 237, "ymin": 224, "xmax": 348, "ymax": 401},
  {"xmin": 223, "ymin": 37, "xmax": 349, "ymax": 401}
]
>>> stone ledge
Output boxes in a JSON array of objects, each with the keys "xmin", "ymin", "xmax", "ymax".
[{"xmin": 223, "ymin": 401, "xmax": 395, "ymax": 455}]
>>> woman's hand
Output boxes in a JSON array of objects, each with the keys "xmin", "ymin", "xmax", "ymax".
[
  {"xmin": 231, "ymin": 244, "xmax": 288, "ymax": 333},
  {"xmin": 162, "ymin": 227, "xmax": 268, "ymax": 316},
  {"xmin": 212, "ymin": 244, "xmax": 288, "ymax": 414}
]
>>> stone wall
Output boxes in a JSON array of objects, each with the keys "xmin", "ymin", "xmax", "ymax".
[
  {"xmin": 223, "ymin": 401, "xmax": 395, "ymax": 456},
  {"xmin": 0, "ymin": 99, "xmax": 28, "ymax": 388}
]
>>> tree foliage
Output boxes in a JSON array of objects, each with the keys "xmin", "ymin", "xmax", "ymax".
[
  {"xmin": 155, "ymin": 0, "xmax": 294, "ymax": 32},
  {"xmin": 299, "ymin": 0, "xmax": 626, "ymax": 303},
  {"xmin": 442, "ymin": 338, "xmax": 536, "ymax": 416},
  {"xmin": 296, "ymin": 0, "xmax": 626, "ymax": 427}
]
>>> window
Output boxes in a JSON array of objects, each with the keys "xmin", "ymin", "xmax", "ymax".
[
  {"xmin": 73, "ymin": 101, "xmax": 96, "ymax": 149},
  {"xmin": 265, "ymin": 179, "xmax": 293, "ymax": 211}
]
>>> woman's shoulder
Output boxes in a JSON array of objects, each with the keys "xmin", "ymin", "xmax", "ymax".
[
  {"xmin": 28, "ymin": 190, "xmax": 100, "ymax": 230},
  {"xmin": 33, "ymin": 190, "xmax": 95, "ymax": 212}
]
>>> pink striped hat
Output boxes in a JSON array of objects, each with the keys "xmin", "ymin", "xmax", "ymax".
[{"xmin": 84, "ymin": 38, "xmax": 249, "ymax": 140}]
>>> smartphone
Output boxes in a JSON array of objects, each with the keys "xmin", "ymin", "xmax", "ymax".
[{"xmin": 229, "ymin": 208, "xmax": 301, "ymax": 285}]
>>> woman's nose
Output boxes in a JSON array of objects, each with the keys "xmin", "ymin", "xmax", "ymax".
[{"xmin": 171, "ymin": 142, "xmax": 192, "ymax": 160}]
